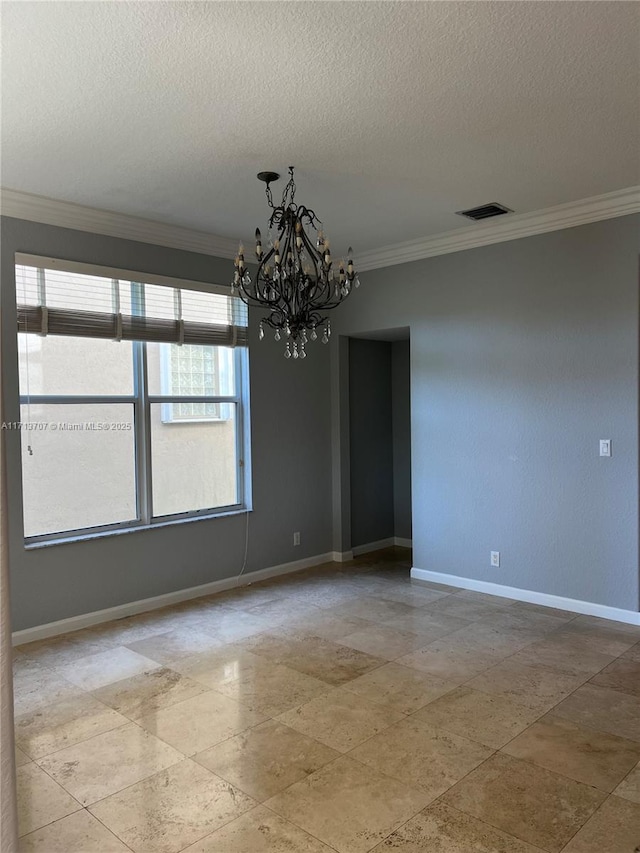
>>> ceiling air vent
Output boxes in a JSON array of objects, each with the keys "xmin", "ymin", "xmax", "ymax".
[{"xmin": 456, "ymin": 202, "xmax": 513, "ymax": 222}]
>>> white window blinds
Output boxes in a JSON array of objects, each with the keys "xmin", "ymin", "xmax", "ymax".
[{"xmin": 15, "ymin": 255, "xmax": 248, "ymax": 347}]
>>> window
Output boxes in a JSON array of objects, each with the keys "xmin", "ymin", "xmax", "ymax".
[
  {"xmin": 159, "ymin": 344, "xmax": 233, "ymax": 422},
  {"xmin": 15, "ymin": 255, "xmax": 250, "ymax": 543}
]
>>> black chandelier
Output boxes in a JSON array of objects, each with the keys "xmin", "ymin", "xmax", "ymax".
[{"xmin": 232, "ymin": 167, "xmax": 359, "ymax": 359}]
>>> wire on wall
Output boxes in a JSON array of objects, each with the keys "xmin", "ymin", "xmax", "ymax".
[{"xmin": 237, "ymin": 508, "xmax": 250, "ymax": 579}]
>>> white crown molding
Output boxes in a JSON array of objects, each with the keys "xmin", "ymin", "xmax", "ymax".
[
  {"xmin": 357, "ymin": 186, "xmax": 640, "ymax": 271},
  {"xmin": 0, "ymin": 187, "xmax": 239, "ymax": 260},
  {"xmin": 2, "ymin": 185, "xmax": 639, "ymax": 271}
]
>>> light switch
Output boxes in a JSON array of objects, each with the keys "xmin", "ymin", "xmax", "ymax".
[{"xmin": 599, "ymin": 439, "xmax": 611, "ymax": 457}]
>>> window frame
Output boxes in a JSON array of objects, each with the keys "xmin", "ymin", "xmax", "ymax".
[{"xmin": 17, "ymin": 261, "xmax": 251, "ymax": 546}]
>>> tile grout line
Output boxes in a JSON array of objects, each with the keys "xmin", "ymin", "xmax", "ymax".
[
  {"xmin": 82, "ymin": 807, "xmax": 137, "ymax": 853},
  {"xmin": 555, "ymin": 791, "xmax": 621, "ymax": 853},
  {"xmin": 258, "ymin": 800, "xmax": 343, "ymax": 853},
  {"xmin": 16, "ymin": 760, "xmax": 84, "ymax": 839}
]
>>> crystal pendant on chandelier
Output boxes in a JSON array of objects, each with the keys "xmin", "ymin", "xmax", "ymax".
[{"xmin": 232, "ymin": 167, "xmax": 359, "ymax": 359}]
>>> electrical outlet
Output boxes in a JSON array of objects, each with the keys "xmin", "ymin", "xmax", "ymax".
[
  {"xmin": 490, "ymin": 551, "xmax": 500, "ymax": 568},
  {"xmin": 293, "ymin": 531, "xmax": 300, "ymax": 546}
]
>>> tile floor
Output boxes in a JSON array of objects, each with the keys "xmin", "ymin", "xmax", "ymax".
[{"xmin": 13, "ymin": 548, "xmax": 640, "ymax": 852}]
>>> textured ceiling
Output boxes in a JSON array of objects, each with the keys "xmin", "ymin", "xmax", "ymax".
[{"xmin": 2, "ymin": 1, "xmax": 639, "ymax": 256}]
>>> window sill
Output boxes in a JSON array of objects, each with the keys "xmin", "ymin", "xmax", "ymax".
[
  {"xmin": 160, "ymin": 418, "xmax": 231, "ymax": 425},
  {"xmin": 24, "ymin": 506, "xmax": 252, "ymax": 550}
]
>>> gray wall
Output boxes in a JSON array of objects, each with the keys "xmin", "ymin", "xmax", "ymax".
[
  {"xmin": 333, "ymin": 216, "xmax": 640, "ymax": 611},
  {"xmin": 349, "ymin": 339, "xmax": 394, "ymax": 547},
  {"xmin": 1, "ymin": 217, "xmax": 333, "ymax": 630},
  {"xmin": 392, "ymin": 339, "xmax": 412, "ymax": 541},
  {"xmin": 4, "ymin": 214, "xmax": 638, "ymax": 625}
]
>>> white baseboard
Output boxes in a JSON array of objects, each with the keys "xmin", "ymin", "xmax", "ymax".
[
  {"xmin": 410, "ymin": 567, "xmax": 640, "ymax": 627},
  {"xmin": 351, "ymin": 538, "xmax": 412, "ymax": 557},
  {"xmin": 12, "ymin": 552, "xmax": 335, "ymax": 646},
  {"xmin": 352, "ymin": 538, "xmax": 396, "ymax": 557},
  {"xmin": 332, "ymin": 550, "xmax": 354, "ymax": 562}
]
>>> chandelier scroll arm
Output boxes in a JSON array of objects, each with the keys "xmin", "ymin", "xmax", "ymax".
[
  {"xmin": 280, "ymin": 219, "xmax": 297, "ymax": 321},
  {"xmin": 297, "ymin": 224, "xmax": 326, "ymax": 310},
  {"xmin": 299, "ymin": 206, "xmax": 322, "ymax": 232},
  {"xmin": 255, "ymin": 247, "xmax": 279, "ymax": 304},
  {"xmin": 267, "ymin": 206, "xmax": 285, "ymax": 231},
  {"xmin": 238, "ymin": 243, "xmax": 281, "ymax": 308},
  {"xmin": 298, "ymin": 220, "xmax": 336, "ymax": 312}
]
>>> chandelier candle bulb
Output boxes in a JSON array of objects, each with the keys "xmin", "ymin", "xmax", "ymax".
[
  {"xmin": 233, "ymin": 166, "xmax": 359, "ymax": 358},
  {"xmin": 347, "ymin": 248, "xmax": 354, "ymax": 276}
]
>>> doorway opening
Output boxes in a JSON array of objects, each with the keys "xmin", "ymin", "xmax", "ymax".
[{"xmin": 348, "ymin": 328, "xmax": 411, "ymax": 557}]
